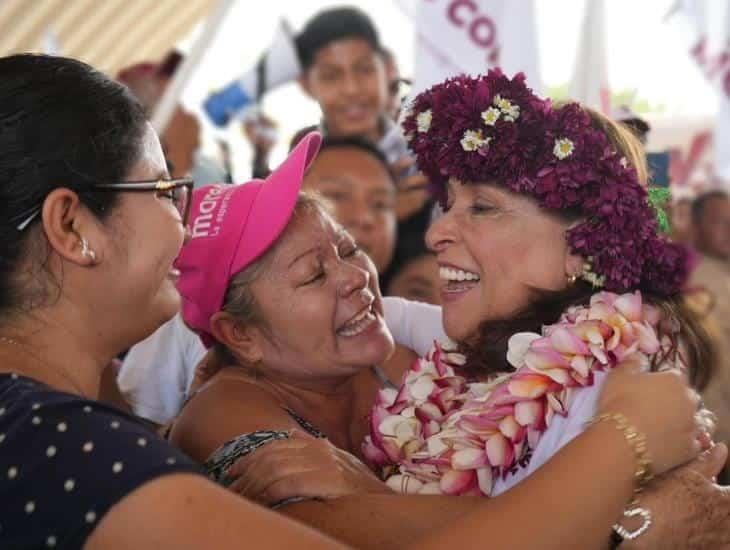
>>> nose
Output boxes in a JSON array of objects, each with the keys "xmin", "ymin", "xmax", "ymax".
[
  {"xmin": 342, "ymin": 70, "xmax": 360, "ymax": 97},
  {"xmin": 337, "ymin": 260, "xmax": 371, "ymax": 300},
  {"xmin": 343, "ymin": 201, "xmax": 376, "ymax": 234},
  {"xmin": 426, "ymin": 207, "xmax": 457, "ymax": 253},
  {"xmin": 182, "ymin": 224, "xmax": 192, "ymax": 246}
]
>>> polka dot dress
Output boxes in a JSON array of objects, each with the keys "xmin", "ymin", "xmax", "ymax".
[{"xmin": 0, "ymin": 374, "xmax": 202, "ymax": 549}]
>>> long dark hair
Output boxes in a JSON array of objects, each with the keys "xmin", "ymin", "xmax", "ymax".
[
  {"xmin": 459, "ymin": 106, "xmax": 716, "ymax": 390},
  {"xmin": 0, "ymin": 54, "xmax": 147, "ymax": 316}
]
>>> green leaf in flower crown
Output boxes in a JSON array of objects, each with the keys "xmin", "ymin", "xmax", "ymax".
[{"xmin": 647, "ymin": 187, "xmax": 671, "ymax": 234}]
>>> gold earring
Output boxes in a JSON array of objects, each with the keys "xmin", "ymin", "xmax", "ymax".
[
  {"xmin": 567, "ymin": 273, "xmax": 578, "ymax": 285},
  {"xmin": 81, "ymin": 238, "xmax": 97, "ymax": 263}
]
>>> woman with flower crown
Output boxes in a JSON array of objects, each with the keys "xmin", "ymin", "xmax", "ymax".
[{"xmin": 213, "ymin": 72, "xmax": 730, "ymax": 548}]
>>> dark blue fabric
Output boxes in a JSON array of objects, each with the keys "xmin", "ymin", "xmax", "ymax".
[{"xmin": 0, "ymin": 373, "xmax": 203, "ymax": 549}]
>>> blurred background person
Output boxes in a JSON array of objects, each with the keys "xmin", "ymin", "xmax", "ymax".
[
  {"xmin": 689, "ymin": 190, "xmax": 730, "ymax": 455},
  {"xmin": 382, "ymin": 214, "xmax": 440, "ymax": 306},
  {"xmin": 117, "ymin": 51, "xmax": 228, "ymax": 186},
  {"xmin": 301, "ymin": 136, "xmax": 396, "ymax": 275}
]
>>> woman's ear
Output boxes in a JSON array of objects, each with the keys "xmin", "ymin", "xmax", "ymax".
[
  {"xmin": 41, "ymin": 188, "xmax": 100, "ymax": 266},
  {"xmin": 210, "ymin": 311, "xmax": 264, "ymax": 365}
]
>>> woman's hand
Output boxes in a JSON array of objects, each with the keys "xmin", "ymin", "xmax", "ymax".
[
  {"xmin": 224, "ymin": 431, "xmax": 392, "ymax": 506},
  {"xmin": 597, "ymin": 356, "xmax": 701, "ymax": 477},
  {"xmin": 621, "ymin": 444, "xmax": 730, "ymax": 549}
]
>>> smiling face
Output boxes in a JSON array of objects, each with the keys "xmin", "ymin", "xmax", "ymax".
[
  {"xmin": 425, "ymin": 180, "xmax": 580, "ymax": 342},
  {"xmin": 300, "ymin": 38, "xmax": 388, "ymax": 140},
  {"xmin": 93, "ymin": 123, "xmax": 188, "ymax": 342},
  {"xmin": 242, "ymin": 205, "xmax": 394, "ymax": 383}
]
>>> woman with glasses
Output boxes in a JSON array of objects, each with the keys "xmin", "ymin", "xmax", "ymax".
[{"xmin": 0, "ymin": 53, "xmax": 349, "ymax": 550}]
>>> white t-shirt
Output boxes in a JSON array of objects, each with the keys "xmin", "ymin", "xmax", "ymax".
[{"xmin": 118, "ymin": 313, "xmax": 205, "ymax": 424}]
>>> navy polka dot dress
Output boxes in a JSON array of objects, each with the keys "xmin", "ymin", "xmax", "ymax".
[{"xmin": 0, "ymin": 373, "xmax": 203, "ymax": 549}]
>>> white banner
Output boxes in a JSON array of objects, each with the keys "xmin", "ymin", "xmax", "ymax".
[
  {"xmin": 569, "ymin": 0, "xmax": 610, "ymax": 113},
  {"xmin": 404, "ymin": 0, "xmax": 543, "ymax": 96},
  {"xmin": 672, "ymin": 0, "xmax": 730, "ymax": 186}
]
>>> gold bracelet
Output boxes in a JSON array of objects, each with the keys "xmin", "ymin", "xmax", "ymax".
[{"xmin": 590, "ymin": 412, "xmax": 654, "ymax": 500}]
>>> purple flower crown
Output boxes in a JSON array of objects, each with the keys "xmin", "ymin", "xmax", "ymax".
[{"xmin": 403, "ymin": 70, "xmax": 689, "ymax": 296}]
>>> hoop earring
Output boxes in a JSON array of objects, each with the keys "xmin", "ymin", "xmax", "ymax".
[{"xmin": 81, "ymin": 238, "xmax": 97, "ymax": 263}]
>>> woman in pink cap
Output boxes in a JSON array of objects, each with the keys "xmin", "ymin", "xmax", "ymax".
[{"xmin": 169, "ymin": 82, "xmax": 727, "ymax": 548}]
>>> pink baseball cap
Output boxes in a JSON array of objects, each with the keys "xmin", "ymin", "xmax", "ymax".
[{"xmin": 176, "ymin": 132, "xmax": 322, "ymax": 347}]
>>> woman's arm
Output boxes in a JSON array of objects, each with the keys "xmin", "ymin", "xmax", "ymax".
[
  {"xmin": 281, "ymin": 420, "xmax": 635, "ymax": 550},
  {"xmin": 84, "ymin": 474, "xmax": 347, "ymax": 550},
  {"xmin": 226, "ymin": 363, "xmax": 704, "ymax": 549}
]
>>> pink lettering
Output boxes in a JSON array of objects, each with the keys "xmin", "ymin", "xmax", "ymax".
[
  {"xmin": 448, "ymin": 0, "xmax": 477, "ymax": 27},
  {"xmin": 469, "ymin": 16, "xmax": 496, "ymax": 48}
]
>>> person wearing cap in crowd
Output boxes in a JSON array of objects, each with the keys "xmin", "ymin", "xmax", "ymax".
[{"xmin": 116, "ymin": 134, "xmax": 399, "ymax": 426}]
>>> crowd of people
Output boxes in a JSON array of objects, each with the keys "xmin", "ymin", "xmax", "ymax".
[{"xmin": 1, "ymin": 5, "xmax": 730, "ymax": 549}]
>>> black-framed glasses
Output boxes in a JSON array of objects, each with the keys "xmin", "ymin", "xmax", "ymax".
[{"xmin": 14, "ymin": 177, "xmax": 194, "ymax": 231}]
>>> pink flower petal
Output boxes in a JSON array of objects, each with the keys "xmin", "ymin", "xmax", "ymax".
[
  {"xmin": 476, "ymin": 467, "xmax": 493, "ymax": 495},
  {"xmin": 514, "ymin": 400, "xmax": 541, "ymax": 426},
  {"xmin": 451, "ymin": 448, "xmax": 488, "ymax": 470},
  {"xmin": 377, "ymin": 388, "xmax": 398, "ymax": 407},
  {"xmin": 498, "ymin": 415, "xmax": 523, "ymax": 440},
  {"xmin": 572, "ymin": 320, "xmax": 612, "ymax": 344},
  {"xmin": 590, "ymin": 291, "xmax": 618, "ymax": 307},
  {"xmin": 546, "ymin": 392, "xmax": 568, "ymax": 415},
  {"xmin": 588, "ymin": 301, "xmax": 616, "ymax": 320},
  {"xmin": 415, "ymin": 402, "xmax": 444, "ymax": 422},
  {"xmin": 590, "ymin": 344, "xmax": 609, "ymax": 364},
  {"xmin": 485, "ymin": 433, "xmax": 509, "ymax": 466},
  {"xmin": 410, "ymin": 376, "xmax": 437, "ymax": 400},
  {"xmin": 506, "ymin": 332, "xmax": 542, "ymax": 368},
  {"xmin": 635, "ymin": 322, "xmax": 661, "ymax": 354},
  {"xmin": 440, "ymin": 469, "xmax": 476, "ymax": 495},
  {"xmin": 549, "ymin": 327, "xmax": 591, "ymax": 355},
  {"xmin": 614, "ymin": 292, "xmax": 643, "ymax": 322},
  {"xmin": 508, "ymin": 373, "xmax": 554, "ymax": 398},
  {"xmin": 524, "ymin": 347, "xmax": 571, "ymax": 371},
  {"xmin": 570, "ymin": 354, "xmax": 592, "ymax": 378}
]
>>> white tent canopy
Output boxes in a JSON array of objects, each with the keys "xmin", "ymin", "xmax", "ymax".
[{"xmin": 0, "ymin": 0, "xmax": 215, "ymax": 76}]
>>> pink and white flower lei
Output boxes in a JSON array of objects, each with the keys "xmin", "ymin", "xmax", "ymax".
[{"xmin": 362, "ymin": 291, "xmax": 683, "ymax": 496}]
